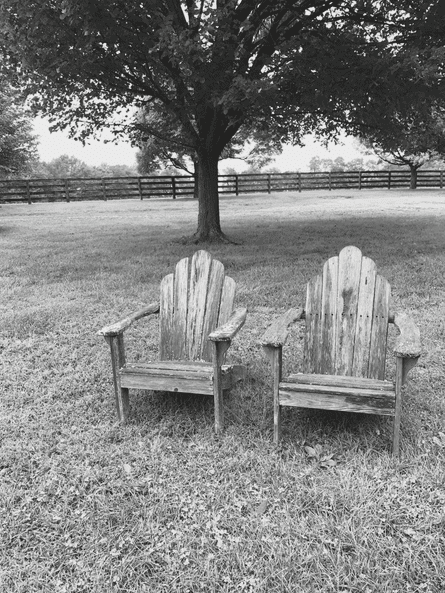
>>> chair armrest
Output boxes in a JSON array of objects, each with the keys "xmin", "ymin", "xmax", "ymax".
[
  {"xmin": 393, "ymin": 312, "xmax": 421, "ymax": 358},
  {"xmin": 208, "ymin": 308, "xmax": 247, "ymax": 342},
  {"xmin": 97, "ymin": 302, "xmax": 160, "ymax": 337},
  {"xmin": 260, "ymin": 307, "xmax": 304, "ymax": 348}
]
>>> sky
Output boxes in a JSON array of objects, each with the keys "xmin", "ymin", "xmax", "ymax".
[{"xmin": 33, "ymin": 116, "xmax": 364, "ymax": 173}]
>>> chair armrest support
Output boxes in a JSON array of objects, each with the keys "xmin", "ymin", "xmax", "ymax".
[
  {"xmin": 208, "ymin": 307, "xmax": 247, "ymax": 342},
  {"xmin": 97, "ymin": 302, "xmax": 160, "ymax": 337},
  {"xmin": 260, "ymin": 308, "xmax": 304, "ymax": 348},
  {"xmin": 393, "ymin": 312, "xmax": 421, "ymax": 358}
]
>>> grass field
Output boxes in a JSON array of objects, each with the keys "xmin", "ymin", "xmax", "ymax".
[{"xmin": 1, "ymin": 189, "xmax": 444, "ymax": 592}]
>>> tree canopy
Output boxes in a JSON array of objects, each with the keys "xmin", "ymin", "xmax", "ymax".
[
  {"xmin": 1, "ymin": 0, "xmax": 445, "ymax": 238},
  {"xmin": 0, "ymin": 77, "xmax": 38, "ymax": 178}
]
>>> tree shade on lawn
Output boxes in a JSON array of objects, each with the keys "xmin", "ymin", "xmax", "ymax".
[{"xmin": 1, "ymin": 0, "xmax": 445, "ymax": 240}]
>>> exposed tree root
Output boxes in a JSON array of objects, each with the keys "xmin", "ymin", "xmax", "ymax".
[{"xmin": 178, "ymin": 228, "xmax": 239, "ymax": 245}]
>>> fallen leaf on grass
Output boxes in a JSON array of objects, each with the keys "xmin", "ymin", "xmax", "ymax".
[
  {"xmin": 304, "ymin": 444, "xmax": 337, "ymax": 468},
  {"xmin": 255, "ymin": 500, "xmax": 268, "ymax": 515},
  {"xmin": 320, "ymin": 456, "xmax": 337, "ymax": 468},
  {"xmin": 432, "ymin": 432, "xmax": 445, "ymax": 448},
  {"xmin": 304, "ymin": 444, "xmax": 322, "ymax": 459}
]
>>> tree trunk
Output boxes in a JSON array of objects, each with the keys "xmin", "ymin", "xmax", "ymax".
[
  {"xmin": 410, "ymin": 165, "xmax": 418, "ymax": 190},
  {"xmin": 193, "ymin": 150, "xmax": 229, "ymax": 242},
  {"xmin": 193, "ymin": 160, "xmax": 198, "ymax": 200}
]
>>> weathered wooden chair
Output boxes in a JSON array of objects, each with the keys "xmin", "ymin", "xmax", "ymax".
[
  {"xmin": 261, "ymin": 246, "xmax": 421, "ymax": 455},
  {"xmin": 98, "ymin": 251, "xmax": 247, "ymax": 432}
]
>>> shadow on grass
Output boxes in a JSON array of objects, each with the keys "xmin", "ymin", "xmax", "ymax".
[{"xmin": 91, "ymin": 212, "xmax": 445, "ymax": 269}]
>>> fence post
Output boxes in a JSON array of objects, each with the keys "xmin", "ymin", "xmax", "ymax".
[
  {"xmin": 138, "ymin": 177, "xmax": 143, "ymax": 200},
  {"xmin": 64, "ymin": 179, "xmax": 70, "ymax": 202},
  {"xmin": 388, "ymin": 171, "xmax": 391, "ymax": 190},
  {"xmin": 298, "ymin": 172, "xmax": 302, "ymax": 192},
  {"xmin": 328, "ymin": 171, "xmax": 332, "ymax": 191},
  {"xmin": 267, "ymin": 173, "xmax": 271, "ymax": 194},
  {"xmin": 441, "ymin": 171, "xmax": 443, "ymax": 189},
  {"xmin": 235, "ymin": 175, "xmax": 239, "ymax": 196},
  {"xmin": 358, "ymin": 171, "xmax": 362, "ymax": 190},
  {"xmin": 102, "ymin": 178, "xmax": 107, "ymax": 201},
  {"xmin": 172, "ymin": 176, "xmax": 177, "ymax": 199},
  {"xmin": 26, "ymin": 180, "xmax": 31, "ymax": 204}
]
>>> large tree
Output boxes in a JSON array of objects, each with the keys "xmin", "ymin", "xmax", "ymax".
[
  {"xmin": 1, "ymin": 1, "xmax": 444, "ymax": 239},
  {"xmin": 0, "ymin": 78, "xmax": 38, "ymax": 178}
]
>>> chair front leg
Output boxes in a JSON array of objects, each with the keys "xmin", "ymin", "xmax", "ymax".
[
  {"xmin": 393, "ymin": 355, "xmax": 420, "ymax": 456},
  {"xmin": 262, "ymin": 345, "xmax": 283, "ymax": 445},
  {"xmin": 393, "ymin": 356, "xmax": 404, "ymax": 457},
  {"xmin": 212, "ymin": 340, "xmax": 231, "ymax": 435},
  {"xmin": 105, "ymin": 334, "xmax": 129, "ymax": 422}
]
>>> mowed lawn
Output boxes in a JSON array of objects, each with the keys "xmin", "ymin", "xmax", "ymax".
[{"xmin": 1, "ymin": 189, "xmax": 444, "ymax": 593}]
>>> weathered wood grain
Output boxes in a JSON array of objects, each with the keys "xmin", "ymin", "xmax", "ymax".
[
  {"xmin": 212, "ymin": 340, "xmax": 231, "ymax": 433},
  {"xmin": 262, "ymin": 345, "xmax": 283, "ymax": 444},
  {"xmin": 393, "ymin": 356, "xmax": 404, "ymax": 456},
  {"xmin": 320, "ymin": 255, "xmax": 339, "ymax": 373},
  {"xmin": 279, "ymin": 387, "xmax": 395, "ymax": 415},
  {"xmin": 105, "ymin": 334, "xmax": 129, "ymax": 421},
  {"xmin": 187, "ymin": 251, "xmax": 212, "ymax": 360},
  {"xmin": 264, "ymin": 245, "xmax": 420, "ymax": 453},
  {"xmin": 218, "ymin": 276, "xmax": 236, "ymax": 326},
  {"xmin": 393, "ymin": 312, "xmax": 421, "ymax": 358},
  {"xmin": 160, "ymin": 273, "xmax": 174, "ymax": 360},
  {"xmin": 279, "ymin": 381, "xmax": 395, "ymax": 400},
  {"xmin": 201, "ymin": 259, "xmax": 225, "ymax": 360},
  {"xmin": 208, "ymin": 307, "xmax": 247, "ymax": 342},
  {"xmin": 368, "ymin": 274, "xmax": 390, "ymax": 379},
  {"xmin": 172, "ymin": 257, "xmax": 189, "ymax": 360},
  {"xmin": 260, "ymin": 307, "xmax": 304, "ymax": 347},
  {"xmin": 335, "ymin": 245, "xmax": 362, "ymax": 375},
  {"xmin": 120, "ymin": 360, "xmax": 233, "ymax": 394},
  {"xmin": 101, "ymin": 250, "xmax": 246, "ymax": 433},
  {"xmin": 285, "ymin": 373, "xmax": 394, "ymax": 391},
  {"xmin": 304, "ymin": 274, "xmax": 322, "ymax": 373},
  {"xmin": 98, "ymin": 302, "xmax": 159, "ymax": 336},
  {"xmin": 352, "ymin": 256, "xmax": 377, "ymax": 376}
]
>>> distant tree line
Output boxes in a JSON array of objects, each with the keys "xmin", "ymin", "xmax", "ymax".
[{"xmin": 31, "ymin": 155, "xmax": 137, "ymax": 179}]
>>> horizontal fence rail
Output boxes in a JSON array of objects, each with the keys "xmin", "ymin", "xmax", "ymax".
[{"xmin": 1, "ymin": 170, "xmax": 444, "ymax": 203}]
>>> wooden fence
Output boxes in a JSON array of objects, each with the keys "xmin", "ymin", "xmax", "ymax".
[{"xmin": 1, "ymin": 169, "xmax": 444, "ymax": 203}]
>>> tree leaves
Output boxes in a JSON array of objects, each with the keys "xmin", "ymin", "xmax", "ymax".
[{"xmin": 0, "ymin": 76, "xmax": 38, "ymax": 178}]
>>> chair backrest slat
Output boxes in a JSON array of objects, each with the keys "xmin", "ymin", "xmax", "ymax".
[
  {"xmin": 304, "ymin": 246, "xmax": 390, "ymax": 378},
  {"xmin": 368, "ymin": 275, "xmax": 391, "ymax": 379},
  {"xmin": 159, "ymin": 251, "xmax": 236, "ymax": 362},
  {"xmin": 159, "ymin": 273, "xmax": 174, "ymax": 360},
  {"xmin": 320, "ymin": 255, "xmax": 339, "ymax": 373},
  {"xmin": 218, "ymin": 276, "xmax": 236, "ymax": 326},
  {"xmin": 351, "ymin": 256, "xmax": 377, "ymax": 376},
  {"xmin": 303, "ymin": 273, "xmax": 323, "ymax": 373},
  {"xmin": 200, "ymin": 259, "xmax": 225, "ymax": 360},
  {"xmin": 335, "ymin": 246, "xmax": 363, "ymax": 374},
  {"xmin": 186, "ymin": 251, "xmax": 213, "ymax": 360},
  {"xmin": 172, "ymin": 257, "xmax": 189, "ymax": 360}
]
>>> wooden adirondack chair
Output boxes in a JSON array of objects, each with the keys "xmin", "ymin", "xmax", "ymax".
[
  {"xmin": 98, "ymin": 251, "xmax": 247, "ymax": 432},
  {"xmin": 261, "ymin": 246, "xmax": 421, "ymax": 455}
]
